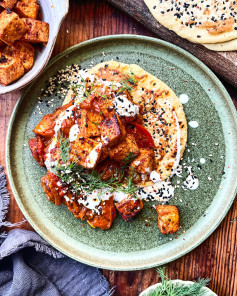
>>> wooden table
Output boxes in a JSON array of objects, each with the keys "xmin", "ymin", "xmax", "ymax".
[{"xmin": 1, "ymin": 1, "xmax": 236, "ymax": 295}]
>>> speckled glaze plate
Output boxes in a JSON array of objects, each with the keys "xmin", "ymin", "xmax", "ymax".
[{"xmin": 6, "ymin": 35, "xmax": 237, "ymax": 270}]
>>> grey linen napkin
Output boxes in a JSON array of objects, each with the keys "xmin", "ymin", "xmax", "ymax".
[{"xmin": 0, "ymin": 167, "xmax": 111, "ymax": 296}]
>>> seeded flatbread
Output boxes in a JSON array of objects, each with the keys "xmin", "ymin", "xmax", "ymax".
[
  {"xmin": 65, "ymin": 61, "xmax": 187, "ymax": 181},
  {"xmin": 144, "ymin": 0, "xmax": 237, "ymax": 44},
  {"xmin": 203, "ymin": 38, "xmax": 237, "ymax": 51}
]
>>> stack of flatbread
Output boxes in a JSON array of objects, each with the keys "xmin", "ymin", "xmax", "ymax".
[{"xmin": 144, "ymin": 0, "xmax": 237, "ymax": 51}]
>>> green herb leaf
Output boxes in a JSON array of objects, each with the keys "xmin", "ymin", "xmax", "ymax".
[
  {"xmin": 58, "ymin": 132, "xmax": 69, "ymax": 164},
  {"xmin": 146, "ymin": 267, "xmax": 210, "ymax": 296},
  {"xmin": 54, "ymin": 150, "xmax": 138, "ymax": 196}
]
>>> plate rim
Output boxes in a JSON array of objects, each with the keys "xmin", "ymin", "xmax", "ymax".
[{"xmin": 6, "ymin": 34, "xmax": 237, "ymax": 270}]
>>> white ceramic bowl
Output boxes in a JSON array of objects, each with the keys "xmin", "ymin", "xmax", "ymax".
[
  {"xmin": 139, "ymin": 280, "xmax": 217, "ymax": 296},
  {"xmin": 0, "ymin": 0, "xmax": 69, "ymax": 95}
]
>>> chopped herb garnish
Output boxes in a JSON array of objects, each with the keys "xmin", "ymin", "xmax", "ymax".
[
  {"xmin": 118, "ymin": 72, "xmax": 138, "ymax": 93},
  {"xmin": 147, "ymin": 267, "xmax": 210, "ymax": 296},
  {"xmin": 54, "ymin": 142, "xmax": 138, "ymax": 196},
  {"xmin": 58, "ymin": 132, "xmax": 69, "ymax": 164}
]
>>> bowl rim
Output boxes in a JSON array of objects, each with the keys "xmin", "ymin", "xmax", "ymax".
[
  {"xmin": 139, "ymin": 280, "xmax": 217, "ymax": 295},
  {"xmin": 0, "ymin": 0, "xmax": 69, "ymax": 95}
]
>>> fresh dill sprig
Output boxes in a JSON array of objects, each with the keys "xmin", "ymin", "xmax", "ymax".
[
  {"xmin": 126, "ymin": 72, "xmax": 138, "ymax": 85},
  {"xmin": 146, "ymin": 267, "xmax": 210, "ymax": 296},
  {"xmin": 122, "ymin": 152, "xmax": 137, "ymax": 168},
  {"xmin": 53, "ymin": 146, "xmax": 138, "ymax": 196},
  {"xmin": 58, "ymin": 132, "xmax": 69, "ymax": 164},
  {"xmin": 54, "ymin": 161, "xmax": 138, "ymax": 196}
]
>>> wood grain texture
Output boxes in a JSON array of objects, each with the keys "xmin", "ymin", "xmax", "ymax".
[
  {"xmin": 108, "ymin": 0, "xmax": 237, "ymax": 89},
  {"xmin": 0, "ymin": 1, "xmax": 236, "ymax": 295}
]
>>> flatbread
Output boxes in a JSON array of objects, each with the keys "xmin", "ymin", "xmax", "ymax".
[
  {"xmin": 144, "ymin": 0, "xmax": 237, "ymax": 44},
  {"xmin": 203, "ymin": 38, "xmax": 237, "ymax": 51},
  {"xmin": 65, "ymin": 61, "xmax": 187, "ymax": 181}
]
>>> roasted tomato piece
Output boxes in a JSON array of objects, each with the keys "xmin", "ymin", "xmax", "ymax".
[
  {"xmin": 66, "ymin": 199, "xmax": 83, "ymax": 216},
  {"xmin": 44, "ymin": 145, "xmax": 62, "ymax": 167},
  {"xmin": 95, "ymin": 158, "xmax": 121, "ymax": 180},
  {"xmin": 29, "ymin": 136, "xmax": 45, "ymax": 166},
  {"xmin": 41, "ymin": 171, "xmax": 68, "ymax": 206},
  {"xmin": 126, "ymin": 123, "xmax": 155, "ymax": 148},
  {"xmin": 87, "ymin": 197, "xmax": 116, "ymax": 230},
  {"xmin": 156, "ymin": 205, "xmax": 180, "ymax": 234},
  {"xmin": 64, "ymin": 198, "xmax": 96, "ymax": 221},
  {"xmin": 115, "ymin": 196, "xmax": 143, "ymax": 222}
]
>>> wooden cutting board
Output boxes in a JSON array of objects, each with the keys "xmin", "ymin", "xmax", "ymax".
[{"xmin": 108, "ymin": 0, "xmax": 237, "ymax": 88}]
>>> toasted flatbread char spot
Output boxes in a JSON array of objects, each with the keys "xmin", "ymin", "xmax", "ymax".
[
  {"xmin": 89, "ymin": 61, "xmax": 187, "ymax": 182},
  {"xmin": 144, "ymin": 0, "xmax": 237, "ymax": 44}
]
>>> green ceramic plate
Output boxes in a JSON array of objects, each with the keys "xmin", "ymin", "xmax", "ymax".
[{"xmin": 6, "ymin": 35, "xmax": 237, "ymax": 270}]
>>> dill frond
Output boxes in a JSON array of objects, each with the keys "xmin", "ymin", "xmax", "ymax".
[{"xmin": 147, "ymin": 267, "xmax": 210, "ymax": 296}]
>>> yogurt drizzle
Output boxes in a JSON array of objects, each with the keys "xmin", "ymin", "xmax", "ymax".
[
  {"xmin": 179, "ymin": 94, "xmax": 189, "ymax": 104},
  {"xmin": 182, "ymin": 167, "xmax": 199, "ymax": 190},
  {"xmin": 113, "ymin": 95, "xmax": 139, "ymax": 117},
  {"xmin": 189, "ymin": 121, "xmax": 199, "ymax": 128}
]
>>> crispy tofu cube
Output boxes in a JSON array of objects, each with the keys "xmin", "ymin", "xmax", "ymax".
[
  {"xmin": 130, "ymin": 148, "xmax": 154, "ymax": 174},
  {"xmin": 98, "ymin": 146, "xmax": 109, "ymax": 163},
  {"xmin": 3, "ymin": 41, "xmax": 35, "ymax": 71},
  {"xmin": 21, "ymin": 18, "xmax": 49, "ymax": 43},
  {"xmin": 0, "ymin": 10, "xmax": 27, "ymax": 45},
  {"xmin": 70, "ymin": 138, "xmax": 102, "ymax": 169},
  {"xmin": 115, "ymin": 196, "xmax": 143, "ymax": 222},
  {"xmin": 156, "ymin": 205, "xmax": 180, "ymax": 234},
  {"xmin": 77, "ymin": 109, "xmax": 103, "ymax": 138},
  {"xmin": 0, "ymin": 0, "xmax": 17, "ymax": 9},
  {"xmin": 93, "ymin": 136, "xmax": 109, "ymax": 163},
  {"xmin": 109, "ymin": 134, "xmax": 140, "ymax": 163},
  {"xmin": 15, "ymin": 0, "xmax": 39, "ymax": 19},
  {"xmin": 95, "ymin": 158, "xmax": 121, "ymax": 180},
  {"xmin": 100, "ymin": 114, "xmax": 126, "ymax": 147},
  {"xmin": 0, "ymin": 53, "xmax": 24, "ymax": 85},
  {"xmin": 91, "ymin": 97, "xmax": 114, "ymax": 117},
  {"xmin": 33, "ymin": 114, "xmax": 55, "ymax": 137}
]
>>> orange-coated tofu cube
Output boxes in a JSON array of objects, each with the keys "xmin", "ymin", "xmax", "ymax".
[
  {"xmin": 15, "ymin": 0, "xmax": 39, "ymax": 19},
  {"xmin": 109, "ymin": 134, "xmax": 140, "ymax": 163},
  {"xmin": 70, "ymin": 138, "xmax": 103, "ymax": 169},
  {"xmin": 0, "ymin": 10, "xmax": 27, "ymax": 45},
  {"xmin": 0, "ymin": 0, "xmax": 17, "ymax": 9},
  {"xmin": 130, "ymin": 148, "xmax": 154, "ymax": 174},
  {"xmin": 0, "ymin": 53, "xmax": 24, "ymax": 85},
  {"xmin": 21, "ymin": 18, "xmax": 49, "ymax": 43},
  {"xmin": 116, "ymin": 196, "xmax": 143, "ymax": 222},
  {"xmin": 156, "ymin": 205, "xmax": 180, "ymax": 235},
  {"xmin": 77, "ymin": 109, "xmax": 103, "ymax": 138},
  {"xmin": 3, "ymin": 41, "xmax": 35, "ymax": 71},
  {"xmin": 100, "ymin": 114, "xmax": 126, "ymax": 147}
]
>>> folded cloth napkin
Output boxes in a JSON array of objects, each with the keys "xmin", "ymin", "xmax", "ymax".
[{"xmin": 0, "ymin": 167, "xmax": 111, "ymax": 296}]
